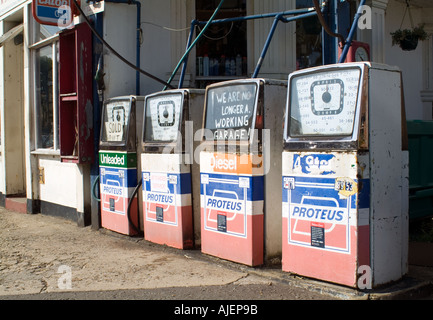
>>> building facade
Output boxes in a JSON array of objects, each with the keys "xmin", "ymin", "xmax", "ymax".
[{"xmin": 0, "ymin": 0, "xmax": 432, "ymax": 257}]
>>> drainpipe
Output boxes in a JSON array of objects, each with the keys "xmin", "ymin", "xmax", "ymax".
[{"xmin": 104, "ymin": 0, "xmax": 141, "ymax": 95}]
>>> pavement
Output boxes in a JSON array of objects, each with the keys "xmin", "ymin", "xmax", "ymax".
[{"xmin": 0, "ymin": 206, "xmax": 432, "ymax": 301}]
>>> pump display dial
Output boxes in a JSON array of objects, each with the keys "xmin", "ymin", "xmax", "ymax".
[
  {"xmin": 145, "ymin": 93, "xmax": 182, "ymax": 142},
  {"xmin": 157, "ymin": 100, "xmax": 175, "ymax": 127},
  {"xmin": 311, "ymin": 79, "xmax": 344, "ymax": 115},
  {"xmin": 289, "ymin": 67, "xmax": 361, "ymax": 136}
]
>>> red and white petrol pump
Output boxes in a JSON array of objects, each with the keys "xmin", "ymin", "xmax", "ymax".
[
  {"xmin": 141, "ymin": 89, "xmax": 205, "ymax": 249},
  {"xmin": 99, "ymin": 96, "xmax": 144, "ymax": 235},
  {"xmin": 200, "ymin": 79, "xmax": 287, "ymax": 266},
  {"xmin": 282, "ymin": 62, "xmax": 409, "ymax": 288}
]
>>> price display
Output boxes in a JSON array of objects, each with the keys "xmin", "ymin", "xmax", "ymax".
[{"xmin": 289, "ymin": 67, "xmax": 361, "ymax": 137}]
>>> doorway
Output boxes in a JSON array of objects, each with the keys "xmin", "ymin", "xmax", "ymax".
[{"xmin": 1, "ymin": 15, "xmax": 27, "ymax": 212}]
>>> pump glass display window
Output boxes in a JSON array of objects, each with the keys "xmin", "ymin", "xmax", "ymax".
[
  {"xmin": 195, "ymin": 0, "xmax": 247, "ymax": 87},
  {"xmin": 101, "ymin": 100, "xmax": 132, "ymax": 144},
  {"xmin": 296, "ymin": 0, "xmax": 322, "ymax": 69},
  {"xmin": 144, "ymin": 93, "xmax": 183, "ymax": 143},
  {"xmin": 288, "ymin": 67, "xmax": 362, "ymax": 137},
  {"xmin": 34, "ymin": 43, "xmax": 59, "ymax": 150}
]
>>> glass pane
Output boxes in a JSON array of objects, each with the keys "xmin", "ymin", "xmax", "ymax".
[
  {"xmin": 35, "ymin": 45, "xmax": 54, "ymax": 149},
  {"xmin": 101, "ymin": 99, "xmax": 132, "ymax": 144},
  {"xmin": 32, "ymin": 20, "xmax": 61, "ymax": 44},
  {"xmin": 144, "ymin": 93, "xmax": 183, "ymax": 143},
  {"xmin": 289, "ymin": 67, "xmax": 361, "ymax": 137},
  {"xmin": 296, "ymin": 0, "xmax": 322, "ymax": 70}
]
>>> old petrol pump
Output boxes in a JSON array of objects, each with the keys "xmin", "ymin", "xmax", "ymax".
[
  {"xmin": 200, "ymin": 79, "xmax": 287, "ymax": 266},
  {"xmin": 99, "ymin": 96, "xmax": 144, "ymax": 236},
  {"xmin": 141, "ymin": 89, "xmax": 204, "ymax": 249},
  {"xmin": 282, "ymin": 62, "xmax": 409, "ymax": 288}
]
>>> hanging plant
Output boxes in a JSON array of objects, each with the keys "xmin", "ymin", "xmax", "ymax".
[
  {"xmin": 390, "ymin": 0, "xmax": 429, "ymax": 51},
  {"xmin": 391, "ymin": 25, "xmax": 428, "ymax": 51}
]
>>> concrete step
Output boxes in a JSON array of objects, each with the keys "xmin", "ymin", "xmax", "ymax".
[{"xmin": 5, "ymin": 196, "xmax": 27, "ymax": 214}]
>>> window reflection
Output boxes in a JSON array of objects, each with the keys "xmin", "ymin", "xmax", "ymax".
[
  {"xmin": 296, "ymin": 0, "xmax": 323, "ymax": 69},
  {"xmin": 35, "ymin": 45, "xmax": 54, "ymax": 149},
  {"xmin": 33, "ymin": 23, "xmax": 61, "ymax": 44}
]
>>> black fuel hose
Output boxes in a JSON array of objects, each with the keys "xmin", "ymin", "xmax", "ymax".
[
  {"xmin": 91, "ymin": 175, "xmax": 100, "ymax": 202},
  {"xmin": 127, "ymin": 178, "xmax": 142, "ymax": 235},
  {"xmin": 71, "ymin": 0, "xmax": 174, "ymax": 89}
]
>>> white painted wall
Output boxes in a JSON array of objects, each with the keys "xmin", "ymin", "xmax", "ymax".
[
  {"xmin": 248, "ymin": 0, "xmax": 296, "ymax": 79},
  {"xmin": 103, "ymin": 0, "xmax": 175, "ymax": 98},
  {"xmin": 140, "ymin": 0, "xmax": 173, "ymax": 95},
  {"xmin": 37, "ymin": 157, "xmax": 79, "ymax": 208},
  {"xmin": 103, "ymin": 2, "xmax": 137, "ymax": 98},
  {"xmin": 385, "ymin": 0, "xmax": 425, "ymax": 120}
]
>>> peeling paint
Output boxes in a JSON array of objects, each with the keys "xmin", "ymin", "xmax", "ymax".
[{"xmin": 79, "ymin": 42, "xmax": 85, "ymax": 83}]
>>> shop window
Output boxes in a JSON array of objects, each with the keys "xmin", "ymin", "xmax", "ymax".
[
  {"xmin": 33, "ymin": 42, "xmax": 59, "ymax": 150},
  {"xmin": 31, "ymin": 14, "xmax": 61, "ymax": 151},
  {"xmin": 296, "ymin": 0, "xmax": 322, "ymax": 69},
  {"xmin": 195, "ymin": 0, "xmax": 247, "ymax": 88},
  {"xmin": 32, "ymin": 23, "xmax": 61, "ymax": 43}
]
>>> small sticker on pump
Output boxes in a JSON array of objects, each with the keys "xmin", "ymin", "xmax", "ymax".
[{"xmin": 335, "ymin": 177, "xmax": 357, "ymax": 197}]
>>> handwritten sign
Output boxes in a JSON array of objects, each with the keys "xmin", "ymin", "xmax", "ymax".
[
  {"xmin": 102, "ymin": 100, "xmax": 131, "ymax": 143},
  {"xmin": 144, "ymin": 93, "xmax": 183, "ymax": 142},
  {"xmin": 205, "ymin": 83, "xmax": 257, "ymax": 141}
]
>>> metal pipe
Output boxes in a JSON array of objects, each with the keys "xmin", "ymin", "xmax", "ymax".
[
  {"xmin": 194, "ymin": 7, "xmax": 315, "ymax": 26},
  {"xmin": 251, "ymin": 13, "xmax": 283, "ymax": 79},
  {"xmin": 177, "ymin": 7, "xmax": 316, "ymax": 87},
  {"xmin": 134, "ymin": 0, "xmax": 141, "ymax": 95},
  {"xmin": 338, "ymin": 0, "xmax": 367, "ymax": 63},
  {"xmin": 252, "ymin": 10, "xmax": 319, "ymax": 78},
  {"xmin": 72, "ymin": 0, "xmax": 173, "ymax": 88},
  {"xmin": 178, "ymin": 19, "xmax": 198, "ymax": 89},
  {"xmin": 164, "ymin": 0, "xmax": 226, "ymax": 91}
]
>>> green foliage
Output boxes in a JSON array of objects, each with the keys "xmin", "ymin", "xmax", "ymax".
[
  {"xmin": 391, "ymin": 24, "xmax": 429, "ymax": 47},
  {"xmin": 410, "ymin": 218, "xmax": 433, "ymax": 243}
]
